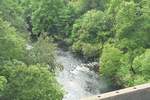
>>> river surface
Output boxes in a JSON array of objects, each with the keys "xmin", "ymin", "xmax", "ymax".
[{"xmin": 56, "ymin": 49, "xmax": 113, "ymax": 100}]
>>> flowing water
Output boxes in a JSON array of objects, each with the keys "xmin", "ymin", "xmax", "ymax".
[{"xmin": 56, "ymin": 49, "xmax": 113, "ymax": 100}]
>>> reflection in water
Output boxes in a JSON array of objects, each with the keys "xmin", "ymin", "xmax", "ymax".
[{"xmin": 56, "ymin": 49, "xmax": 112, "ymax": 100}]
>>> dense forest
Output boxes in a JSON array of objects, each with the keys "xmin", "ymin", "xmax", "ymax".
[{"xmin": 0, "ymin": 0, "xmax": 150, "ymax": 100}]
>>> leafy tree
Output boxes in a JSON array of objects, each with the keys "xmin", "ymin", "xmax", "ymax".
[
  {"xmin": 0, "ymin": 63, "xmax": 63, "ymax": 100},
  {"xmin": 24, "ymin": 36, "xmax": 57, "ymax": 71},
  {"xmin": 106, "ymin": 0, "xmax": 122, "ymax": 15},
  {"xmin": 0, "ymin": 0, "xmax": 26, "ymax": 32},
  {"xmin": 32, "ymin": 0, "xmax": 69, "ymax": 35},
  {"xmin": 116, "ymin": 49, "xmax": 150, "ymax": 87},
  {"xmin": 69, "ymin": 0, "xmax": 107, "ymax": 15},
  {"xmin": 115, "ymin": 1, "xmax": 150, "ymax": 48},
  {"xmin": 0, "ymin": 18, "xmax": 26, "ymax": 61},
  {"xmin": 72, "ymin": 10, "xmax": 105, "ymax": 43},
  {"xmin": 104, "ymin": 0, "xmax": 123, "ymax": 28},
  {"xmin": 112, "ymin": 1, "xmax": 149, "ymax": 85},
  {"xmin": 133, "ymin": 49, "xmax": 150, "ymax": 80},
  {"xmin": 100, "ymin": 44, "xmax": 123, "ymax": 78},
  {"xmin": 116, "ymin": 62, "xmax": 133, "ymax": 87},
  {"xmin": 71, "ymin": 10, "xmax": 106, "ymax": 59}
]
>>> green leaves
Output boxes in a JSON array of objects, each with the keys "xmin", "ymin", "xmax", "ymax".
[
  {"xmin": 71, "ymin": 10, "xmax": 106, "ymax": 59},
  {"xmin": 115, "ymin": 0, "xmax": 150, "ymax": 48},
  {"xmin": 24, "ymin": 37, "xmax": 57, "ymax": 71},
  {"xmin": 0, "ymin": 18, "xmax": 26, "ymax": 61},
  {"xmin": 32, "ymin": 0, "xmax": 68, "ymax": 35},
  {"xmin": 0, "ymin": 76, "xmax": 7, "ymax": 93},
  {"xmin": 100, "ymin": 44, "xmax": 123, "ymax": 78},
  {"xmin": 0, "ymin": 1, "xmax": 64, "ymax": 99},
  {"xmin": 133, "ymin": 49, "xmax": 150, "ymax": 78},
  {"xmin": 0, "ymin": 0, "xmax": 149, "ymax": 96},
  {"xmin": 72, "ymin": 10, "xmax": 104, "ymax": 42},
  {"xmin": 1, "ymin": 64, "xmax": 63, "ymax": 100},
  {"xmin": 69, "ymin": 0, "xmax": 106, "ymax": 15},
  {"xmin": 99, "ymin": 0, "xmax": 150, "ymax": 87},
  {"xmin": 0, "ymin": 0, "xmax": 26, "ymax": 32}
]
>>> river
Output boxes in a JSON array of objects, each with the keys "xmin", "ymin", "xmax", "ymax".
[{"xmin": 56, "ymin": 49, "xmax": 114, "ymax": 100}]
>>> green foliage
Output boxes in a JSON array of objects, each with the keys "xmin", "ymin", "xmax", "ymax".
[
  {"xmin": 0, "ymin": 63, "xmax": 63, "ymax": 100},
  {"xmin": 106, "ymin": 0, "xmax": 122, "ymax": 15},
  {"xmin": 72, "ymin": 10, "xmax": 105, "ymax": 43},
  {"xmin": 99, "ymin": 0, "xmax": 150, "ymax": 87},
  {"xmin": 0, "ymin": 76, "xmax": 7, "ymax": 93},
  {"xmin": 0, "ymin": 4, "xmax": 63, "ymax": 98},
  {"xmin": 32, "ymin": 0, "xmax": 73, "ymax": 37},
  {"xmin": 72, "ymin": 42, "xmax": 101, "ymax": 59},
  {"xmin": 0, "ymin": 0, "xmax": 26, "ymax": 32},
  {"xmin": 0, "ymin": 18, "xmax": 26, "ymax": 61},
  {"xmin": 82, "ymin": 43, "xmax": 101, "ymax": 59},
  {"xmin": 100, "ymin": 44, "xmax": 123, "ymax": 78},
  {"xmin": 24, "ymin": 37, "xmax": 57, "ymax": 71},
  {"xmin": 133, "ymin": 49, "xmax": 150, "ymax": 79},
  {"xmin": 116, "ymin": 64, "xmax": 133, "ymax": 87},
  {"xmin": 71, "ymin": 10, "xmax": 106, "ymax": 59},
  {"xmin": 0, "ymin": 0, "xmax": 149, "ymax": 96},
  {"xmin": 69, "ymin": 0, "xmax": 107, "ymax": 15},
  {"xmin": 116, "ymin": 49, "xmax": 150, "ymax": 87},
  {"xmin": 115, "ymin": 1, "xmax": 150, "ymax": 48},
  {"xmin": 72, "ymin": 41, "xmax": 83, "ymax": 54}
]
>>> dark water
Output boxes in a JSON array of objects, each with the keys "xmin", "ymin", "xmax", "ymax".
[{"xmin": 56, "ymin": 49, "xmax": 113, "ymax": 100}]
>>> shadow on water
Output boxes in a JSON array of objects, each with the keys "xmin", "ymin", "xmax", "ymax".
[{"xmin": 56, "ymin": 49, "xmax": 117, "ymax": 100}]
